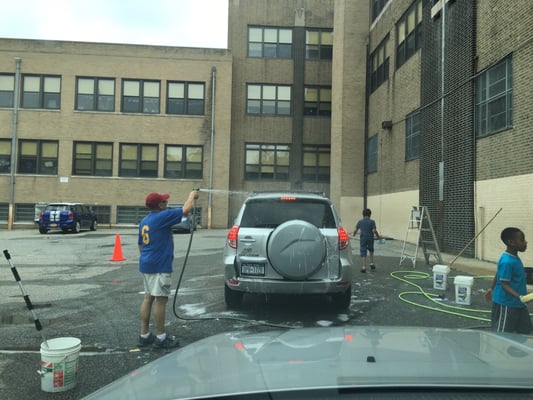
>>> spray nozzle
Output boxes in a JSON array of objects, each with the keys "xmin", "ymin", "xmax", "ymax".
[{"xmin": 192, "ymin": 187, "xmax": 200, "ymax": 191}]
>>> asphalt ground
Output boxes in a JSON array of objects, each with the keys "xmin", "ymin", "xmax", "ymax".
[{"xmin": 1, "ymin": 227, "xmax": 526, "ymax": 400}]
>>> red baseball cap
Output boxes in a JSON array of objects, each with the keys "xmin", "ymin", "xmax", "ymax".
[{"xmin": 145, "ymin": 192, "xmax": 170, "ymax": 209}]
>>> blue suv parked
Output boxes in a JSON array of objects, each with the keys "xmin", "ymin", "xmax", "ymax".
[{"xmin": 38, "ymin": 202, "xmax": 97, "ymax": 234}]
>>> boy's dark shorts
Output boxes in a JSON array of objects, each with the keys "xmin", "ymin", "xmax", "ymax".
[
  {"xmin": 491, "ymin": 303, "xmax": 533, "ymax": 334},
  {"xmin": 359, "ymin": 237, "xmax": 375, "ymax": 257}
]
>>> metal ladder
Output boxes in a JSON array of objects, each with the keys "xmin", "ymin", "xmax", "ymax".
[{"xmin": 399, "ymin": 206, "xmax": 442, "ymax": 268}]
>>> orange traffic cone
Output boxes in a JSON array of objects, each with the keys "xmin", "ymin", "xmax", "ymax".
[{"xmin": 109, "ymin": 233, "xmax": 127, "ymax": 261}]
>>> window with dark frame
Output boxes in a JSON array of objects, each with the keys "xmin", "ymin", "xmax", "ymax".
[
  {"xmin": 21, "ymin": 75, "xmax": 61, "ymax": 109},
  {"xmin": 247, "ymin": 84, "xmax": 291, "ymax": 115},
  {"xmin": 305, "ymin": 29, "xmax": 333, "ymax": 60},
  {"xmin": 405, "ymin": 111, "xmax": 420, "ymax": 161},
  {"xmin": 248, "ymin": 26, "xmax": 293, "ymax": 58},
  {"xmin": 370, "ymin": 36, "xmax": 390, "ymax": 93},
  {"xmin": 17, "ymin": 139, "xmax": 58, "ymax": 174},
  {"xmin": 73, "ymin": 141, "xmax": 113, "ymax": 176},
  {"xmin": 396, "ymin": 0, "xmax": 423, "ymax": 69},
  {"xmin": 372, "ymin": 0, "xmax": 389, "ymax": 21},
  {"xmin": 76, "ymin": 77, "xmax": 115, "ymax": 111},
  {"xmin": 245, "ymin": 143, "xmax": 290, "ymax": 181},
  {"xmin": 367, "ymin": 135, "xmax": 378, "ymax": 174},
  {"xmin": 476, "ymin": 55, "xmax": 513, "ymax": 137},
  {"xmin": 303, "ymin": 145, "xmax": 330, "ymax": 182},
  {"xmin": 121, "ymin": 79, "xmax": 160, "ymax": 114},
  {"xmin": 119, "ymin": 143, "xmax": 158, "ymax": 177},
  {"xmin": 0, "ymin": 74, "xmax": 15, "ymax": 108},
  {"xmin": 164, "ymin": 145, "xmax": 203, "ymax": 179},
  {"xmin": 166, "ymin": 82, "xmax": 205, "ymax": 115},
  {"xmin": 304, "ymin": 86, "xmax": 332, "ymax": 116},
  {"xmin": 0, "ymin": 139, "xmax": 11, "ymax": 173}
]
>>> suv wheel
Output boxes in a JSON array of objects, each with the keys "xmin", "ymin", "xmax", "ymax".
[
  {"xmin": 332, "ymin": 285, "xmax": 352, "ymax": 309},
  {"xmin": 90, "ymin": 220, "xmax": 97, "ymax": 231},
  {"xmin": 267, "ymin": 220, "xmax": 326, "ymax": 280},
  {"xmin": 73, "ymin": 221, "xmax": 81, "ymax": 233},
  {"xmin": 224, "ymin": 285, "xmax": 244, "ymax": 308},
  {"xmin": 39, "ymin": 226, "xmax": 48, "ymax": 234}
]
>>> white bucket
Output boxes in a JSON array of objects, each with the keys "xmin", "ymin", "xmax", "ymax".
[
  {"xmin": 454, "ymin": 275, "xmax": 474, "ymax": 305},
  {"xmin": 432, "ymin": 264, "xmax": 450, "ymax": 290},
  {"xmin": 40, "ymin": 337, "xmax": 81, "ymax": 392}
]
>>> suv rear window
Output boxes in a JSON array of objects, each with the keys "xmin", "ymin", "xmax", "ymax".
[{"xmin": 240, "ymin": 198, "xmax": 336, "ymax": 229}]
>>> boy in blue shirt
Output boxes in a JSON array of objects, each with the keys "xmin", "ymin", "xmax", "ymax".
[
  {"xmin": 488, "ymin": 227, "xmax": 532, "ymax": 334},
  {"xmin": 353, "ymin": 208, "xmax": 381, "ymax": 273}
]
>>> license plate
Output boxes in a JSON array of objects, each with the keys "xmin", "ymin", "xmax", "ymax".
[
  {"xmin": 50, "ymin": 223, "xmax": 57, "ymax": 227},
  {"xmin": 241, "ymin": 263, "xmax": 265, "ymax": 276}
]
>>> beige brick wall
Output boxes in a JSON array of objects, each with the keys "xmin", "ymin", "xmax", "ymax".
[{"xmin": 476, "ymin": 174, "xmax": 533, "ymax": 265}]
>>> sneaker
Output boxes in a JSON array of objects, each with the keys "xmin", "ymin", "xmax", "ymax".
[
  {"xmin": 370, "ymin": 264, "xmax": 376, "ymax": 270},
  {"xmin": 138, "ymin": 333, "xmax": 155, "ymax": 347},
  {"xmin": 153, "ymin": 334, "xmax": 180, "ymax": 349}
]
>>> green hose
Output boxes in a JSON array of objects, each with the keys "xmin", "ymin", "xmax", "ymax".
[{"xmin": 391, "ymin": 270, "xmax": 533, "ymax": 322}]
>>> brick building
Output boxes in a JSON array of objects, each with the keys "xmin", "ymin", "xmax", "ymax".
[{"xmin": 1, "ymin": 0, "xmax": 531, "ymax": 264}]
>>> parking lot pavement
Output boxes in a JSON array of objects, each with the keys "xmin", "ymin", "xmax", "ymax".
[{"xmin": 0, "ymin": 227, "xmax": 502, "ymax": 400}]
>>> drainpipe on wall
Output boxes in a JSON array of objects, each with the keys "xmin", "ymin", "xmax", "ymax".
[
  {"xmin": 207, "ymin": 66, "xmax": 216, "ymax": 229},
  {"xmin": 363, "ymin": 37, "xmax": 370, "ymax": 209},
  {"xmin": 8, "ymin": 58, "xmax": 21, "ymax": 230}
]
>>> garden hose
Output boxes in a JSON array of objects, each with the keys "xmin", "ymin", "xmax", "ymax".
[{"xmin": 391, "ymin": 270, "xmax": 533, "ymax": 321}]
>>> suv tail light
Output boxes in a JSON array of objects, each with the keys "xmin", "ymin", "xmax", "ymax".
[
  {"xmin": 337, "ymin": 227, "xmax": 349, "ymax": 250},
  {"xmin": 68, "ymin": 211, "xmax": 74, "ymax": 220},
  {"xmin": 227, "ymin": 225, "xmax": 240, "ymax": 249}
]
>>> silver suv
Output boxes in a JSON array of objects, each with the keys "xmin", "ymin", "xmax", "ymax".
[{"xmin": 223, "ymin": 191, "xmax": 354, "ymax": 309}]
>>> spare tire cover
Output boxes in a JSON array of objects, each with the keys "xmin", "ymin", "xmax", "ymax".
[{"xmin": 267, "ymin": 219, "xmax": 326, "ymax": 280}]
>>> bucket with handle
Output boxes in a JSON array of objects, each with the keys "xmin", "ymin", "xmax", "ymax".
[{"xmin": 39, "ymin": 337, "xmax": 81, "ymax": 392}]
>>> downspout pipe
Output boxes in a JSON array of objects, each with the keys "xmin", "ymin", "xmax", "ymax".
[
  {"xmin": 363, "ymin": 37, "xmax": 370, "ymax": 209},
  {"xmin": 8, "ymin": 58, "xmax": 21, "ymax": 230},
  {"xmin": 207, "ymin": 67, "xmax": 216, "ymax": 229}
]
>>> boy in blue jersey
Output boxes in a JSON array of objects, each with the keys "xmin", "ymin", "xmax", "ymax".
[
  {"xmin": 353, "ymin": 208, "xmax": 381, "ymax": 273},
  {"xmin": 488, "ymin": 227, "xmax": 532, "ymax": 334},
  {"xmin": 137, "ymin": 190, "xmax": 199, "ymax": 349}
]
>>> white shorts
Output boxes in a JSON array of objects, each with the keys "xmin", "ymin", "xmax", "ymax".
[{"xmin": 142, "ymin": 273, "xmax": 172, "ymax": 297}]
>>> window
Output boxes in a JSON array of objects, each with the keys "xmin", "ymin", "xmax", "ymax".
[
  {"xmin": 119, "ymin": 143, "xmax": 158, "ymax": 177},
  {"xmin": 476, "ymin": 56, "xmax": 513, "ymax": 137},
  {"xmin": 164, "ymin": 145, "xmax": 203, "ymax": 179},
  {"xmin": 18, "ymin": 140, "xmax": 58, "ymax": 174},
  {"xmin": 121, "ymin": 79, "xmax": 160, "ymax": 114},
  {"xmin": 303, "ymin": 145, "xmax": 330, "ymax": 182},
  {"xmin": 367, "ymin": 135, "xmax": 378, "ymax": 174},
  {"xmin": 370, "ymin": 37, "xmax": 390, "ymax": 93},
  {"xmin": 0, "ymin": 74, "xmax": 14, "ymax": 108},
  {"xmin": 245, "ymin": 143, "xmax": 290, "ymax": 181},
  {"xmin": 92, "ymin": 205, "xmax": 111, "ymax": 224},
  {"xmin": 405, "ymin": 111, "xmax": 420, "ymax": 160},
  {"xmin": 248, "ymin": 26, "xmax": 292, "ymax": 58},
  {"xmin": 21, "ymin": 75, "xmax": 61, "ymax": 109},
  {"xmin": 372, "ymin": 0, "xmax": 389, "ymax": 21},
  {"xmin": 396, "ymin": 0, "xmax": 423, "ymax": 69},
  {"xmin": 167, "ymin": 82, "xmax": 205, "ymax": 115},
  {"xmin": 305, "ymin": 29, "xmax": 333, "ymax": 60},
  {"xmin": 117, "ymin": 206, "xmax": 146, "ymax": 225},
  {"xmin": 247, "ymin": 84, "xmax": 291, "ymax": 115},
  {"xmin": 15, "ymin": 203, "xmax": 35, "ymax": 222},
  {"xmin": 73, "ymin": 142, "xmax": 113, "ymax": 176},
  {"xmin": 0, "ymin": 139, "xmax": 11, "ymax": 173},
  {"xmin": 76, "ymin": 77, "xmax": 115, "ymax": 111},
  {"xmin": 304, "ymin": 86, "xmax": 331, "ymax": 116}
]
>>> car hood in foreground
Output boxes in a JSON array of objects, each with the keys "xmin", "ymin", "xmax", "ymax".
[{"xmin": 83, "ymin": 326, "xmax": 533, "ymax": 399}]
